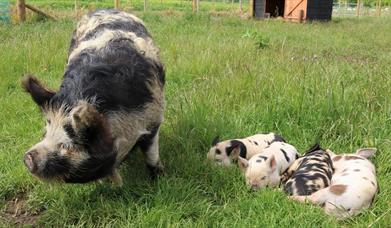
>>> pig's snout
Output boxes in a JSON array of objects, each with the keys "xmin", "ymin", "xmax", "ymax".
[{"xmin": 24, "ymin": 150, "xmax": 37, "ymax": 173}]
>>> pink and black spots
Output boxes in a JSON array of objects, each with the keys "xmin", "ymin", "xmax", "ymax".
[
  {"xmin": 207, "ymin": 133, "xmax": 286, "ymax": 166},
  {"xmin": 255, "ymin": 155, "xmax": 268, "ymax": 163},
  {"xmin": 282, "ymin": 143, "xmax": 333, "ymax": 196}
]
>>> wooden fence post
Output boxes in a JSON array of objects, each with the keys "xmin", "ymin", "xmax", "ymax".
[
  {"xmin": 17, "ymin": 0, "xmax": 26, "ymax": 22},
  {"xmin": 115, "ymin": 0, "xmax": 120, "ymax": 9},
  {"xmin": 144, "ymin": 0, "xmax": 147, "ymax": 11},
  {"xmin": 376, "ymin": 0, "xmax": 382, "ymax": 16},
  {"xmin": 239, "ymin": 0, "xmax": 243, "ymax": 14},
  {"xmin": 75, "ymin": 0, "xmax": 78, "ymax": 18},
  {"xmin": 192, "ymin": 0, "xmax": 196, "ymax": 12},
  {"xmin": 356, "ymin": 0, "xmax": 360, "ymax": 16}
]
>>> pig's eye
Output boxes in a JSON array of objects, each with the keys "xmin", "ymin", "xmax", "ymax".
[
  {"xmin": 59, "ymin": 143, "xmax": 70, "ymax": 150},
  {"xmin": 261, "ymin": 176, "xmax": 267, "ymax": 180},
  {"xmin": 59, "ymin": 143, "xmax": 66, "ymax": 150},
  {"xmin": 215, "ymin": 149, "xmax": 221, "ymax": 155}
]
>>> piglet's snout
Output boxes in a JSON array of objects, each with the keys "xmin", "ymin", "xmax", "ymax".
[
  {"xmin": 251, "ymin": 183, "xmax": 260, "ymax": 191},
  {"xmin": 24, "ymin": 150, "xmax": 37, "ymax": 173}
]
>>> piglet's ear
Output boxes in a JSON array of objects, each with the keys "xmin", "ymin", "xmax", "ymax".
[
  {"xmin": 268, "ymin": 155, "xmax": 277, "ymax": 172},
  {"xmin": 227, "ymin": 140, "xmax": 245, "ymax": 160},
  {"xmin": 230, "ymin": 145, "xmax": 241, "ymax": 160},
  {"xmin": 356, "ymin": 148, "xmax": 377, "ymax": 158},
  {"xmin": 21, "ymin": 75, "xmax": 55, "ymax": 108},
  {"xmin": 211, "ymin": 136, "xmax": 220, "ymax": 146},
  {"xmin": 238, "ymin": 157, "xmax": 249, "ymax": 172}
]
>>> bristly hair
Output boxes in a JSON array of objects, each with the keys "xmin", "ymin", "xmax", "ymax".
[{"xmin": 211, "ymin": 136, "xmax": 220, "ymax": 146}]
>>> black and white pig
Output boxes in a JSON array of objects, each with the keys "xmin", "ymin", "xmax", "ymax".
[
  {"xmin": 22, "ymin": 10, "xmax": 165, "ymax": 185},
  {"xmin": 206, "ymin": 133, "xmax": 285, "ymax": 166},
  {"xmin": 291, "ymin": 148, "xmax": 378, "ymax": 219},
  {"xmin": 282, "ymin": 143, "xmax": 334, "ymax": 196}
]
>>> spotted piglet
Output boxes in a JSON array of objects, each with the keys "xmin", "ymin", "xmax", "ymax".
[
  {"xmin": 207, "ymin": 133, "xmax": 285, "ymax": 166},
  {"xmin": 282, "ymin": 143, "xmax": 333, "ymax": 196},
  {"xmin": 291, "ymin": 148, "xmax": 378, "ymax": 219},
  {"xmin": 238, "ymin": 142, "xmax": 300, "ymax": 190}
]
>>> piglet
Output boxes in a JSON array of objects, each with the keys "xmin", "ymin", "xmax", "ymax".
[
  {"xmin": 282, "ymin": 143, "xmax": 334, "ymax": 196},
  {"xmin": 238, "ymin": 142, "xmax": 299, "ymax": 190},
  {"xmin": 207, "ymin": 133, "xmax": 285, "ymax": 166},
  {"xmin": 291, "ymin": 148, "xmax": 378, "ymax": 219}
]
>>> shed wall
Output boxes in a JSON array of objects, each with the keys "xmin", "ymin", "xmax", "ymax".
[
  {"xmin": 306, "ymin": 0, "xmax": 333, "ymax": 20},
  {"xmin": 254, "ymin": 0, "xmax": 266, "ymax": 18}
]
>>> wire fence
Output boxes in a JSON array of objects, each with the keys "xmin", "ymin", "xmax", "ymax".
[
  {"xmin": 333, "ymin": 2, "xmax": 391, "ymax": 16},
  {"xmin": 1, "ymin": 0, "xmax": 391, "ymax": 24},
  {"xmin": 0, "ymin": 0, "xmax": 10, "ymax": 21}
]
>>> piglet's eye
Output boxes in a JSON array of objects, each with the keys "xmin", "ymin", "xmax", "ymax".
[
  {"xmin": 215, "ymin": 149, "xmax": 221, "ymax": 155},
  {"xmin": 261, "ymin": 176, "xmax": 267, "ymax": 180}
]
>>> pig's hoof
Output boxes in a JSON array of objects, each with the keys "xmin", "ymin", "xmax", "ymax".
[{"xmin": 109, "ymin": 169, "xmax": 123, "ymax": 187}]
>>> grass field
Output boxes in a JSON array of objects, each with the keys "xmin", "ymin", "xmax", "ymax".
[{"xmin": 1, "ymin": 11, "xmax": 391, "ymax": 227}]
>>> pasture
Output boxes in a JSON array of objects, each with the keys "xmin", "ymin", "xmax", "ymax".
[{"xmin": 1, "ymin": 10, "xmax": 391, "ymax": 227}]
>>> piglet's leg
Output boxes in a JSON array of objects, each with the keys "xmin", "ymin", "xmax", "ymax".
[
  {"xmin": 138, "ymin": 127, "xmax": 164, "ymax": 179},
  {"xmin": 290, "ymin": 195, "xmax": 310, "ymax": 202},
  {"xmin": 290, "ymin": 188, "xmax": 329, "ymax": 205}
]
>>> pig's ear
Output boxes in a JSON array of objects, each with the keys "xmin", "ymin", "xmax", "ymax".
[
  {"xmin": 238, "ymin": 157, "xmax": 249, "ymax": 172},
  {"xmin": 21, "ymin": 75, "xmax": 55, "ymax": 108},
  {"xmin": 230, "ymin": 146, "xmax": 241, "ymax": 160},
  {"xmin": 356, "ymin": 148, "xmax": 377, "ymax": 158},
  {"xmin": 211, "ymin": 136, "xmax": 220, "ymax": 146},
  {"xmin": 227, "ymin": 140, "xmax": 244, "ymax": 160},
  {"xmin": 70, "ymin": 101, "xmax": 114, "ymax": 154},
  {"xmin": 268, "ymin": 155, "xmax": 277, "ymax": 172}
]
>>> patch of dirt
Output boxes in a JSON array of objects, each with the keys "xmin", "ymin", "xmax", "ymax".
[{"xmin": 0, "ymin": 193, "xmax": 42, "ymax": 227}]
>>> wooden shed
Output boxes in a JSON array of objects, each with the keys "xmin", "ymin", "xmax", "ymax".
[{"xmin": 249, "ymin": 0, "xmax": 333, "ymax": 21}]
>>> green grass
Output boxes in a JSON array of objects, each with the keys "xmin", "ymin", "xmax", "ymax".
[{"xmin": 1, "ymin": 12, "xmax": 391, "ymax": 227}]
